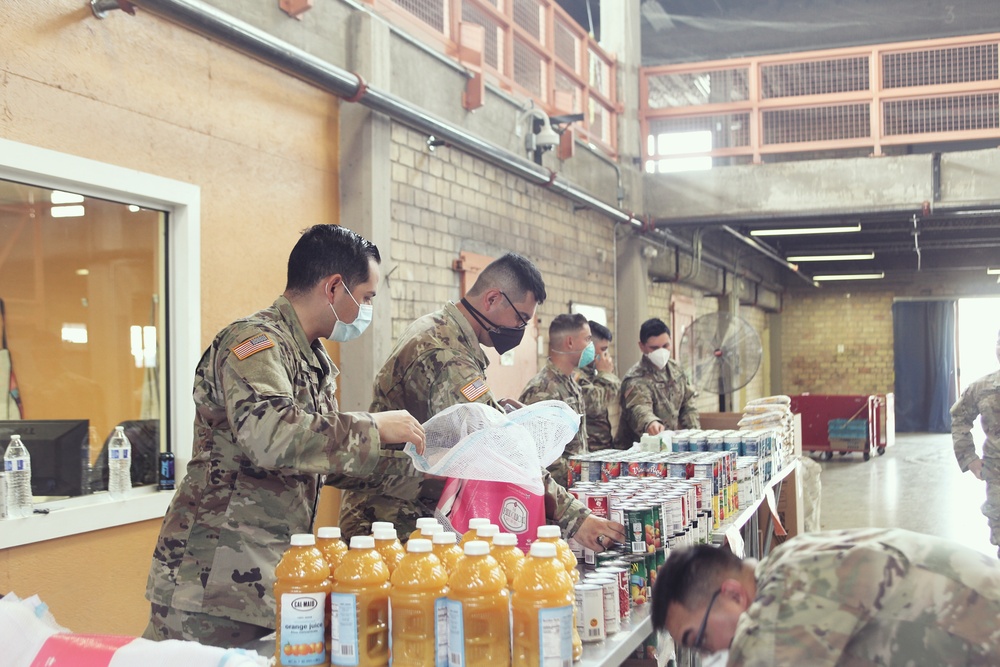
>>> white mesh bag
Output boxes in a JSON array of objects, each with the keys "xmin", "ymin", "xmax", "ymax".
[{"xmin": 403, "ymin": 400, "xmax": 580, "ymax": 494}]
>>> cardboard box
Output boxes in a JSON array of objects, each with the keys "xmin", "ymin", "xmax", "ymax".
[
  {"xmin": 698, "ymin": 412, "xmax": 742, "ymax": 430},
  {"xmin": 775, "ymin": 462, "xmax": 804, "ymax": 538}
]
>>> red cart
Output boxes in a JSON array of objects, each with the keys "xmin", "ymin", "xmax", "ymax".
[{"xmin": 789, "ymin": 394, "xmax": 895, "ymax": 461}]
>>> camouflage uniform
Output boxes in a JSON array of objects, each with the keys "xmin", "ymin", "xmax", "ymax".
[
  {"xmin": 617, "ymin": 355, "xmax": 699, "ymax": 447},
  {"xmin": 334, "ymin": 302, "xmax": 590, "ymax": 539},
  {"xmin": 577, "ymin": 366, "xmax": 621, "ymax": 450},
  {"xmin": 728, "ymin": 527, "xmax": 1000, "ymax": 666},
  {"xmin": 519, "ymin": 360, "xmax": 589, "ymax": 488},
  {"xmin": 144, "ymin": 297, "xmax": 412, "ymax": 645},
  {"xmin": 951, "ymin": 368, "xmax": 1000, "ymax": 552}
]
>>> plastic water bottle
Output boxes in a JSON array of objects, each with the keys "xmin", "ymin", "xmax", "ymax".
[
  {"xmin": 4, "ymin": 434, "xmax": 33, "ymax": 518},
  {"xmin": 108, "ymin": 426, "xmax": 132, "ymax": 500}
]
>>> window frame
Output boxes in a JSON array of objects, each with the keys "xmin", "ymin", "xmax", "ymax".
[{"xmin": 0, "ymin": 138, "xmax": 200, "ymax": 548}]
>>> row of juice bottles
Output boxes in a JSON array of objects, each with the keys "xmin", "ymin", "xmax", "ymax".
[{"xmin": 274, "ymin": 517, "xmax": 586, "ymax": 667}]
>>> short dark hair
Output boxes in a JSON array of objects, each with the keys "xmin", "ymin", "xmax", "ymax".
[
  {"xmin": 550, "ymin": 313, "xmax": 589, "ymax": 343},
  {"xmin": 589, "ymin": 320, "xmax": 612, "ymax": 342},
  {"xmin": 467, "ymin": 252, "xmax": 547, "ymax": 304},
  {"xmin": 640, "ymin": 318, "xmax": 670, "ymax": 344},
  {"xmin": 285, "ymin": 225, "xmax": 381, "ymax": 294},
  {"xmin": 651, "ymin": 545, "xmax": 743, "ymax": 632}
]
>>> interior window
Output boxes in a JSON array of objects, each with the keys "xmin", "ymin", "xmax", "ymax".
[{"xmin": 0, "ymin": 180, "xmax": 165, "ymax": 502}]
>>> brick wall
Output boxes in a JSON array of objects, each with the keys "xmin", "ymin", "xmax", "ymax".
[
  {"xmin": 387, "ymin": 123, "xmax": 617, "ymax": 382},
  {"xmin": 781, "ymin": 289, "xmax": 895, "ymax": 395}
]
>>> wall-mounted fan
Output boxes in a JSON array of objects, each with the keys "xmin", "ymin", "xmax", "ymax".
[{"xmin": 678, "ymin": 313, "xmax": 762, "ymax": 410}]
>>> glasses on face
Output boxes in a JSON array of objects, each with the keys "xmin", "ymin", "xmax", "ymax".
[
  {"xmin": 499, "ymin": 292, "xmax": 529, "ymax": 330},
  {"xmin": 691, "ymin": 589, "xmax": 722, "ymax": 654}
]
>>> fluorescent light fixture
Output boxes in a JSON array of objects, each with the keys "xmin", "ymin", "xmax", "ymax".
[
  {"xmin": 786, "ymin": 252, "xmax": 875, "ymax": 262},
  {"xmin": 128, "ymin": 205, "xmax": 141, "ymax": 212},
  {"xmin": 51, "ymin": 205, "xmax": 85, "ymax": 218},
  {"xmin": 75, "ymin": 268, "xmax": 89, "ymax": 276},
  {"xmin": 988, "ymin": 268, "xmax": 1000, "ymax": 275},
  {"xmin": 813, "ymin": 272, "xmax": 885, "ymax": 281},
  {"xmin": 50, "ymin": 190, "xmax": 84, "ymax": 204},
  {"xmin": 750, "ymin": 223, "xmax": 861, "ymax": 237},
  {"xmin": 61, "ymin": 323, "xmax": 88, "ymax": 344}
]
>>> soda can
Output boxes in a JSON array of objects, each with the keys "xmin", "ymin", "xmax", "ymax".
[
  {"xmin": 575, "ymin": 583, "xmax": 605, "ymax": 643},
  {"xmin": 626, "ymin": 554, "xmax": 649, "ymax": 605},
  {"xmin": 583, "ymin": 575, "xmax": 620, "ymax": 635},
  {"xmin": 595, "ymin": 565, "xmax": 631, "ymax": 622},
  {"xmin": 158, "ymin": 451, "xmax": 176, "ymax": 491}
]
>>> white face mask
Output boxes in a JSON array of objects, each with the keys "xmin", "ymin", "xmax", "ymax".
[
  {"xmin": 646, "ymin": 348, "xmax": 671, "ymax": 370},
  {"xmin": 328, "ymin": 284, "xmax": 372, "ymax": 342}
]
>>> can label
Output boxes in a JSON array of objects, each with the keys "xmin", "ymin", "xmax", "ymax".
[
  {"xmin": 585, "ymin": 492, "xmax": 609, "ymax": 519},
  {"xmin": 601, "ymin": 460, "xmax": 621, "ymax": 482},
  {"xmin": 595, "ymin": 566, "xmax": 631, "ymax": 621},
  {"xmin": 575, "ymin": 584, "xmax": 605, "ymax": 643},
  {"xmin": 627, "ymin": 555, "xmax": 648, "ymax": 605},
  {"xmin": 585, "ymin": 576, "xmax": 621, "ymax": 635},
  {"xmin": 624, "ymin": 508, "xmax": 645, "ymax": 555},
  {"xmin": 645, "ymin": 552, "xmax": 658, "ymax": 589},
  {"xmin": 568, "ymin": 457, "xmax": 582, "ymax": 485}
]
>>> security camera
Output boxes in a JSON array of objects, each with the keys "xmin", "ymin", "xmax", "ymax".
[{"xmin": 517, "ymin": 106, "xmax": 563, "ymax": 163}]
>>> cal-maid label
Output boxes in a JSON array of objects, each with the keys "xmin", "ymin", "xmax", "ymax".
[
  {"xmin": 446, "ymin": 599, "xmax": 464, "ymax": 667},
  {"xmin": 330, "ymin": 592, "xmax": 360, "ymax": 666},
  {"xmin": 279, "ymin": 592, "xmax": 325, "ymax": 666},
  {"xmin": 538, "ymin": 605, "xmax": 573, "ymax": 666}
]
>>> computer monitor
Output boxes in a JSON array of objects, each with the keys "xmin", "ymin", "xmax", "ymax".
[{"xmin": 0, "ymin": 420, "xmax": 90, "ymax": 498}]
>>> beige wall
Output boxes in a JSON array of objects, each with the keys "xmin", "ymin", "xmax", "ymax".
[
  {"xmin": 780, "ymin": 289, "xmax": 895, "ymax": 396},
  {"xmin": 1, "ymin": 0, "xmax": 341, "ymax": 635}
]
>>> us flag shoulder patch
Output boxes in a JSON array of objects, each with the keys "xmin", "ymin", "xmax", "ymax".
[
  {"xmin": 231, "ymin": 333, "xmax": 274, "ymax": 360},
  {"xmin": 460, "ymin": 377, "xmax": 490, "ymax": 402}
]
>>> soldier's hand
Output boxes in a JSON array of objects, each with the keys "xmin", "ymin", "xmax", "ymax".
[
  {"xmin": 573, "ymin": 515, "xmax": 627, "ymax": 552},
  {"xmin": 595, "ymin": 351, "xmax": 614, "ymax": 373},
  {"xmin": 646, "ymin": 420, "xmax": 666, "ymax": 435},
  {"xmin": 969, "ymin": 459, "xmax": 984, "ymax": 480},
  {"xmin": 373, "ymin": 410, "xmax": 426, "ymax": 454},
  {"xmin": 498, "ymin": 397, "xmax": 524, "ymax": 413}
]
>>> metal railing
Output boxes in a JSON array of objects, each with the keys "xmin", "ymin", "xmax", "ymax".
[
  {"xmin": 640, "ymin": 33, "xmax": 1000, "ymax": 169},
  {"xmin": 367, "ymin": 0, "xmax": 618, "ymax": 153}
]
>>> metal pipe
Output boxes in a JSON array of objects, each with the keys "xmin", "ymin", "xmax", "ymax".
[
  {"xmin": 579, "ymin": 140, "xmax": 625, "ymax": 207},
  {"xmin": 111, "ymin": 0, "xmax": 643, "ymax": 229},
  {"xmin": 721, "ymin": 226, "xmax": 819, "ymax": 287}
]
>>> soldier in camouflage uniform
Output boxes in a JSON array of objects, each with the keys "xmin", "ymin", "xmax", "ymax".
[
  {"xmin": 952, "ymin": 329, "xmax": 1000, "ymax": 557},
  {"xmin": 333, "ymin": 253, "xmax": 626, "ymax": 552},
  {"xmin": 617, "ymin": 317, "xmax": 699, "ymax": 448},
  {"xmin": 519, "ymin": 313, "xmax": 593, "ymax": 488},
  {"xmin": 577, "ymin": 320, "xmax": 621, "ymax": 450},
  {"xmin": 143, "ymin": 226, "xmax": 425, "ymax": 647},
  {"xmin": 653, "ymin": 527, "xmax": 1000, "ymax": 665}
]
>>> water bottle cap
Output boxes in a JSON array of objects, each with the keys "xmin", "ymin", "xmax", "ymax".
[
  {"xmin": 350, "ymin": 535, "xmax": 375, "ymax": 549},
  {"xmin": 463, "ymin": 540, "xmax": 490, "ymax": 556},
  {"xmin": 407, "ymin": 538, "xmax": 433, "ymax": 553},
  {"xmin": 415, "ymin": 517, "xmax": 438, "ymax": 530},
  {"xmin": 536, "ymin": 525, "xmax": 561, "ymax": 539},
  {"xmin": 290, "ymin": 533, "xmax": 315, "ymax": 547},
  {"xmin": 466, "ymin": 518, "xmax": 490, "ymax": 530},
  {"xmin": 432, "ymin": 532, "xmax": 457, "ymax": 545},
  {"xmin": 373, "ymin": 527, "xmax": 398, "ymax": 540},
  {"xmin": 420, "ymin": 524, "xmax": 443, "ymax": 536},
  {"xmin": 529, "ymin": 542, "xmax": 557, "ymax": 558},
  {"xmin": 371, "ymin": 521, "xmax": 394, "ymax": 531},
  {"xmin": 476, "ymin": 524, "xmax": 500, "ymax": 538},
  {"xmin": 493, "ymin": 533, "xmax": 518, "ymax": 547},
  {"xmin": 317, "ymin": 527, "xmax": 341, "ymax": 539}
]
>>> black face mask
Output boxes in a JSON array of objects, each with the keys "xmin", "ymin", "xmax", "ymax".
[{"xmin": 461, "ymin": 295, "xmax": 527, "ymax": 355}]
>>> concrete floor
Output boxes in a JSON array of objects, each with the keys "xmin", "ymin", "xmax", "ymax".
[{"xmin": 812, "ymin": 432, "xmax": 995, "ymax": 558}]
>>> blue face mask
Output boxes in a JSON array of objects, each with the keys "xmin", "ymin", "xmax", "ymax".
[
  {"xmin": 328, "ymin": 284, "xmax": 372, "ymax": 342},
  {"xmin": 578, "ymin": 341, "xmax": 596, "ymax": 369}
]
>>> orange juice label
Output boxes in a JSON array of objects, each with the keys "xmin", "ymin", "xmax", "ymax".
[
  {"xmin": 435, "ymin": 598, "xmax": 449, "ymax": 666},
  {"xmin": 330, "ymin": 593, "xmax": 360, "ymax": 666},
  {"xmin": 278, "ymin": 592, "xmax": 326, "ymax": 666},
  {"xmin": 538, "ymin": 606, "xmax": 574, "ymax": 664},
  {"xmin": 446, "ymin": 600, "xmax": 464, "ymax": 667}
]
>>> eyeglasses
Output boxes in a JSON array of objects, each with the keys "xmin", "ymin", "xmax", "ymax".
[
  {"xmin": 499, "ymin": 292, "xmax": 529, "ymax": 330},
  {"xmin": 691, "ymin": 589, "xmax": 722, "ymax": 653}
]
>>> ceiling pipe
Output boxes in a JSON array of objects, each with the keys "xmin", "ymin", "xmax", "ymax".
[
  {"xmin": 98, "ymin": 0, "xmax": 643, "ymax": 230},
  {"xmin": 720, "ymin": 226, "xmax": 819, "ymax": 287}
]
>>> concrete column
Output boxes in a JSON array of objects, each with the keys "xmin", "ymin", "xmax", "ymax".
[
  {"xmin": 615, "ymin": 232, "xmax": 650, "ymax": 372},
  {"xmin": 338, "ymin": 12, "xmax": 392, "ymax": 411}
]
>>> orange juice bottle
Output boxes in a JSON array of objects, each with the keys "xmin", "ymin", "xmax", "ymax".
[
  {"xmin": 316, "ymin": 526, "xmax": 349, "ymax": 653},
  {"xmin": 491, "ymin": 533, "xmax": 525, "ymax": 588},
  {"xmin": 474, "ymin": 524, "xmax": 499, "ymax": 546},
  {"xmin": 389, "ymin": 538, "xmax": 449, "ymax": 667},
  {"xmin": 371, "ymin": 521, "xmax": 394, "ymax": 532},
  {"xmin": 432, "ymin": 531, "xmax": 465, "ymax": 576},
  {"xmin": 330, "ymin": 535, "xmax": 391, "ymax": 667},
  {"xmin": 461, "ymin": 518, "xmax": 491, "ymax": 545},
  {"xmin": 419, "ymin": 524, "xmax": 444, "ymax": 541},
  {"xmin": 409, "ymin": 517, "xmax": 439, "ymax": 541},
  {"xmin": 511, "ymin": 542, "xmax": 575, "ymax": 667},
  {"xmin": 274, "ymin": 533, "xmax": 330, "ymax": 666},
  {"xmin": 446, "ymin": 540, "xmax": 511, "ymax": 666},
  {"xmin": 373, "ymin": 527, "xmax": 405, "ymax": 575},
  {"xmin": 536, "ymin": 526, "xmax": 582, "ymax": 660}
]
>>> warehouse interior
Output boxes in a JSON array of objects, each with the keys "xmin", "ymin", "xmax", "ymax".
[{"xmin": 1, "ymin": 0, "xmax": 1000, "ymax": 648}]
